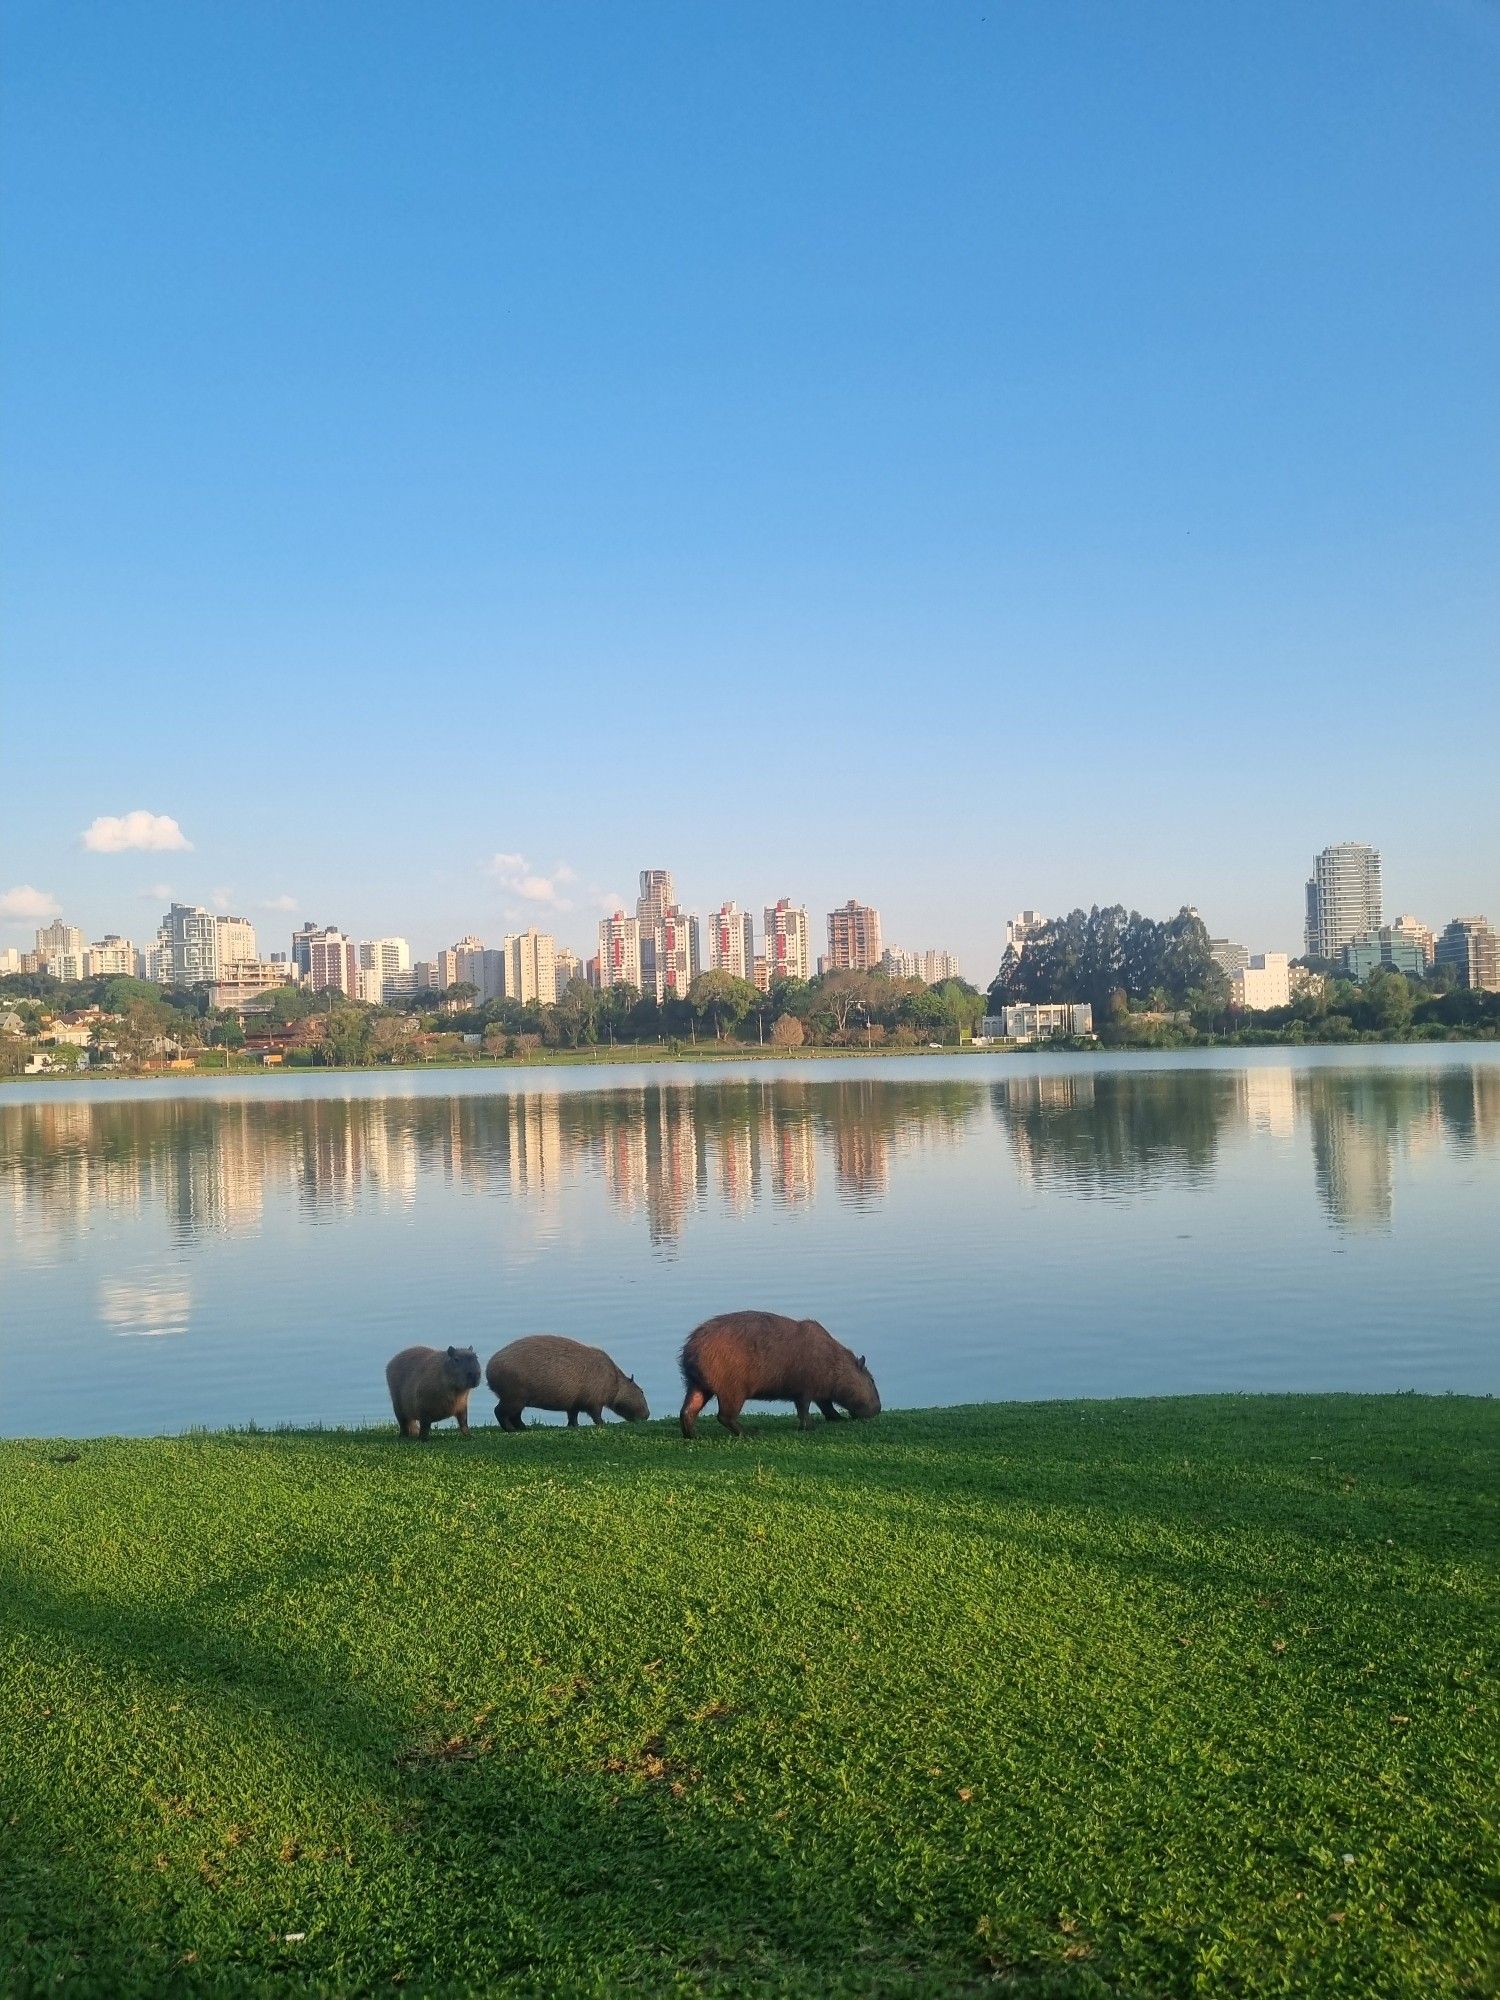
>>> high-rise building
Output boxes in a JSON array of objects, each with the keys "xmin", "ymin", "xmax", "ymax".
[
  {"xmin": 214, "ymin": 914, "xmax": 258, "ymax": 971},
  {"xmin": 1305, "ymin": 843, "xmax": 1382, "ymax": 962},
  {"xmin": 438, "ymin": 935, "xmax": 486, "ymax": 992},
  {"xmin": 86, "ymin": 935, "xmax": 138, "ymax": 978},
  {"xmin": 706, "ymin": 902, "xmax": 755, "ymax": 982},
  {"xmin": 636, "ymin": 870, "xmax": 675, "ymax": 995},
  {"xmin": 650, "ymin": 907, "xmax": 700, "ymax": 1002},
  {"xmin": 36, "ymin": 920, "xmax": 84, "ymax": 961},
  {"xmin": 154, "ymin": 903, "xmax": 220, "ymax": 986},
  {"xmin": 554, "ymin": 948, "xmax": 583, "ymax": 991},
  {"xmin": 299, "ymin": 926, "xmax": 359, "ymax": 996},
  {"xmin": 826, "ymin": 899, "xmax": 883, "ymax": 972},
  {"xmin": 880, "ymin": 946, "xmax": 962, "ymax": 985},
  {"xmin": 358, "ymin": 937, "xmax": 412, "ymax": 1001},
  {"xmin": 1005, "ymin": 911, "xmax": 1048, "ymax": 956},
  {"xmin": 44, "ymin": 946, "xmax": 88, "ymax": 981},
  {"xmin": 1435, "ymin": 917, "xmax": 1500, "ymax": 992},
  {"xmin": 763, "ymin": 900, "xmax": 810, "ymax": 985},
  {"xmin": 598, "ymin": 911, "xmax": 643, "ymax": 991},
  {"xmin": 504, "ymin": 929, "xmax": 558, "ymax": 1007}
]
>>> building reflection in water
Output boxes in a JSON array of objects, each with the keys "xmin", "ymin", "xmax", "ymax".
[{"xmin": 2, "ymin": 1063, "xmax": 1496, "ymax": 1248}]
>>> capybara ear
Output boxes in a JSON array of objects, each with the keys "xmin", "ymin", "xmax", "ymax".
[
  {"xmin": 857, "ymin": 1354, "xmax": 867, "ymax": 1371},
  {"xmin": 447, "ymin": 1345, "xmax": 457, "ymax": 1358}
]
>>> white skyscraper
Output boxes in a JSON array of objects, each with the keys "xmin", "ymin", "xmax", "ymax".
[
  {"xmin": 598, "ymin": 911, "xmax": 643, "ymax": 991},
  {"xmin": 1305, "ymin": 843, "xmax": 1382, "ymax": 962},
  {"xmin": 763, "ymin": 899, "xmax": 811, "ymax": 985},
  {"xmin": 706, "ymin": 903, "xmax": 755, "ymax": 981},
  {"xmin": 358, "ymin": 937, "xmax": 412, "ymax": 1001},
  {"xmin": 214, "ymin": 914, "xmax": 258, "ymax": 970},
  {"xmin": 153, "ymin": 904, "xmax": 220, "ymax": 986},
  {"xmin": 650, "ymin": 907, "xmax": 699, "ymax": 1002},
  {"xmin": 504, "ymin": 929, "xmax": 558, "ymax": 1007}
]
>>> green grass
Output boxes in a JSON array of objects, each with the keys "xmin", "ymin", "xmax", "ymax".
[{"xmin": 2, "ymin": 1397, "xmax": 1495, "ymax": 1998}]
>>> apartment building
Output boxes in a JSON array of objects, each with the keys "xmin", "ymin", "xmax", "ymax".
[
  {"xmin": 1305, "ymin": 843, "xmax": 1382, "ymax": 961},
  {"xmin": 826, "ymin": 899, "xmax": 882, "ymax": 972},
  {"xmin": 1231, "ymin": 953, "xmax": 1291, "ymax": 1011},
  {"xmin": 504, "ymin": 929, "xmax": 558, "ymax": 1007},
  {"xmin": 763, "ymin": 899, "xmax": 810, "ymax": 985},
  {"xmin": 598, "ymin": 911, "xmax": 643, "ymax": 991},
  {"xmin": 706, "ymin": 903, "xmax": 755, "ymax": 982},
  {"xmin": 358, "ymin": 937, "xmax": 411, "ymax": 1002},
  {"xmin": 1435, "ymin": 917, "xmax": 1500, "ymax": 992}
]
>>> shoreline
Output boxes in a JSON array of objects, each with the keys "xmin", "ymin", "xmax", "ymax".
[
  {"xmin": 3, "ymin": 1386, "xmax": 1493, "ymax": 1450},
  {"xmin": 8, "ymin": 1027, "xmax": 1499, "ymax": 1086}
]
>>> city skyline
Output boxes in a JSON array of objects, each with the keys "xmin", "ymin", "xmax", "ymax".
[
  {"xmin": 8, "ymin": 828, "xmax": 1496, "ymax": 992},
  {"xmin": 3, "ymin": 6, "xmax": 1496, "ymax": 973}
]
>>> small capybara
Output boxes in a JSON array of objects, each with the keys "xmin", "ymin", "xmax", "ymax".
[
  {"xmin": 385, "ymin": 1344, "xmax": 482, "ymax": 1440},
  {"xmin": 679, "ymin": 1311, "xmax": 880, "ymax": 1438},
  {"xmin": 486, "ymin": 1335, "xmax": 649, "ymax": 1431}
]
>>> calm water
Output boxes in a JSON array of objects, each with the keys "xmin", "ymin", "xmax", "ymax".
[{"xmin": 3, "ymin": 1049, "xmax": 1497, "ymax": 1438}]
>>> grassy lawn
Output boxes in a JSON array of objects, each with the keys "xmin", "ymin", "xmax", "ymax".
[{"xmin": 2, "ymin": 1397, "xmax": 1495, "ymax": 1997}]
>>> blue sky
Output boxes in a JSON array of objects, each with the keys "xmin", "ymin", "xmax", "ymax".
[{"xmin": 3, "ymin": 0, "xmax": 1497, "ymax": 976}]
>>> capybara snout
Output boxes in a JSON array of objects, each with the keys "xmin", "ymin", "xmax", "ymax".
[{"xmin": 679, "ymin": 1311, "xmax": 880, "ymax": 1438}]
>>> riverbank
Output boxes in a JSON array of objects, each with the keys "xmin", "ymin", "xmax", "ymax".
[
  {"xmin": 10, "ymin": 1022, "xmax": 1500, "ymax": 1085},
  {"xmin": 3, "ymin": 1395, "xmax": 1494, "ymax": 1996}
]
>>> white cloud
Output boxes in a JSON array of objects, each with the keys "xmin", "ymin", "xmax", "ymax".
[
  {"xmin": 138, "ymin": 883, "xmax": 175, "ymax": 902},
  {"xmin": 98, "ymin": 1276, "xmax": 192, "ymax": 1338},
  {"xmin": 0, "ymin": 884, "xmax": 61, "ymax": 921},
  {"xmin": 82, "ymin": 810, "xmax": 192, "ymax": 853},
  {"xmin": 211, "ymin": 886, "xmax": 234, "ymax": 911},
  {"xmin": 259, "ymin": 893, "xmax": 299, "ymax": 913},
  {"xmin": 598, "ymin": 890, "xmax": 626, "ymax": 914},
  {"xmin": 488, "ymin": 853, "xmax": 576, "ymax": 910}
]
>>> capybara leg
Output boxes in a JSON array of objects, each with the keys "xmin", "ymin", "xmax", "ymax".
[
  {"xmin": 716, "ymin": 1396, "xmax": 748, "ymax": 1437},
  {"xmin": 418, "ymin": 1420, "xmax": 432, "ymax": 1441},
  {"xmin": 588, "ymin": 1407, "xmax": 605, "ymax": 1426},
  {"xmin": 817, "ymin": 1400, "xmax": 844, "ymax": 1422},
  {"xmin": 494, "ymin": 1400, "xmax": 505, "ymax": 1426},
  {"xmin": 680, "ymin": 1387, "xmax": 708, "ymax": 1439},
  {"xmin": 455, "ymin": 1394, "xmax": 471, "ymax": 1437},
  {"xmin": 795, "ymin": 1398, "xmax": 813, "ymax": 1430},
  {"xmin": 566, "ymin": 1409, "xmax": 579, "ymax": 1427},
  {"xmin": 503, "ymin": 1409, "xmax": 526, "ymax": 1431}
]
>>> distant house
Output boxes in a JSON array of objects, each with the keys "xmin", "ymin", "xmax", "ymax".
[
  {"xmin": 0, "ymin": 1010, "xmax": 24, "ymax": 1035},
  {"xmin": 984, "ymin": 1003, "xmax": 1094, "ymax": 1044}
]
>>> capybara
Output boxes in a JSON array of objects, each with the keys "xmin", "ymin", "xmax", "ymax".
[
  {"xmin": 679, "ymin": 1311, "xmax": 880, "ymax": 1438},
  {"xmin": 486, "ymin": 1335, "xmax": 649, "ymax": 1431},
  {"xmin": 385, "ymin": 1344, "xmax": 482, "ymax": 1440}
]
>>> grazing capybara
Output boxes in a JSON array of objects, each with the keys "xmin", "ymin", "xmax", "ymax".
[
  {"xmin": 679, "ymin": 1311, "xmax": 880, "ymax": 1438},
  {"xmin": 385, "ymin": 1344, "xmax": 482, "ymax": 1440},
  {"xmin": 486, "ymin": 1335, "xmax": 649, "ymax": 1431}
]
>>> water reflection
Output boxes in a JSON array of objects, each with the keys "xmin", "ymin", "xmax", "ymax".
[{"xmin": 3, "ymin": 1064, "xmax": 1497, "ymax": 1250}]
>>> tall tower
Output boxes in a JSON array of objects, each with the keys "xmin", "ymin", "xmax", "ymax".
[{"xmin": 1305, "ymin": 843, "xmax": 1382, "ymax": 961}]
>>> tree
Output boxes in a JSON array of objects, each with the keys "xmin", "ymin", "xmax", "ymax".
[
  {"xmin": 321, "ymin": 1006, "xmax": 372, "ymax": 1066},
  {"xmin": 770, "ymin": 1013, "xmax": 804, "ymax": 1049},
  {"xmin": 1365, "ymin": 968, "xmax": 1414, "ymax": 1034},
  {"xmin": 689, "ymin": 971, "xmax": 757, "ymax": 1041},
  {"xmin": 816, "ymin": 971, "xmax": 876, "ymax": 1037}
]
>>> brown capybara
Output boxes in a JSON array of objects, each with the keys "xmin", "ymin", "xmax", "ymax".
[
  {"xmin": 679, "ymin": 1311, "xmax": 880, "ymax": 1438},
  {"xmin": 486, "ymin": 1335, "xmax": 649, "ymax": 1431},
  {"xmin": 385, "ymin": 1344, "xmax": 482, "ymax": 1440}
]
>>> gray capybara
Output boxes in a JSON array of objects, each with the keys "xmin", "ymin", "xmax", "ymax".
[
  {"xmin": 485, "ymin": 1335, "xmax": 649, "ymax": 1431},
  {"xmin": 679, "ymin": 1310, "xmax": 880, "ymax": 1438},
  {"xmin": 386, "ymin": 1344, "xmax": 482, "ymax": 1440}
]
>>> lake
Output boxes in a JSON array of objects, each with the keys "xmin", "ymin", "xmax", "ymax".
[{"xmin": 3, "ymin": 1048, "xmax": 1497, "ymax": 1438}]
